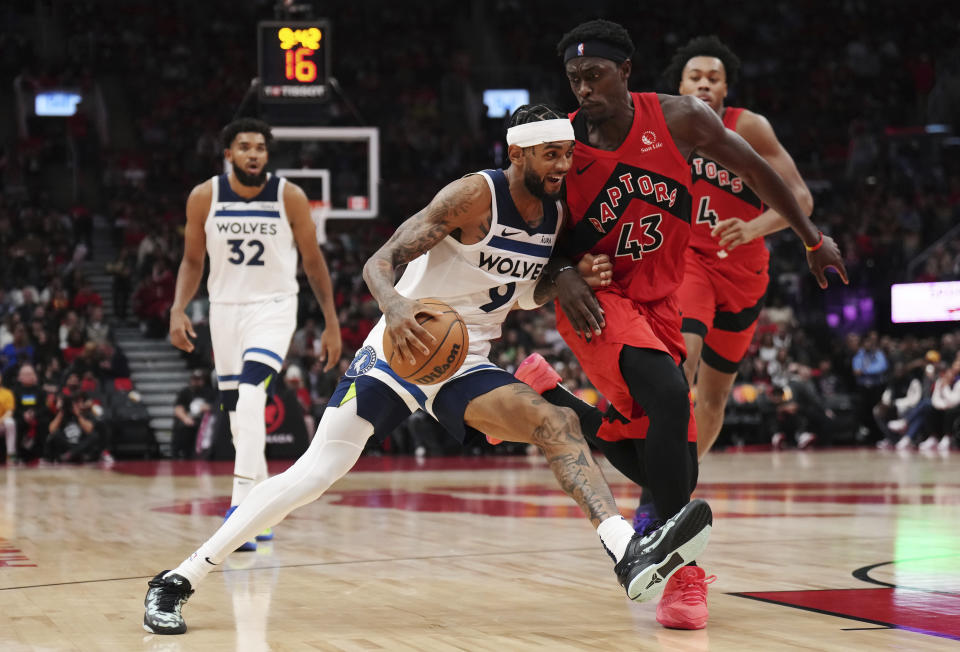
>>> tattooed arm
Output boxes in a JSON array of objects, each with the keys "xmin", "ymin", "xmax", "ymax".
[{"xmin": 363, "ymin": 174, "xmax": 490, "ymax": 365}]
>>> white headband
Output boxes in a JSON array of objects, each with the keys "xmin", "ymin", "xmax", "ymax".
[{"xmin": 506, "ymin": 119, "xmax": 575, "ymax": 148}]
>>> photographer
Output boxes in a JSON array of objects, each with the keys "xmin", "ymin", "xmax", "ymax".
[{"xmin": 44, "ymin": 390, "xmax": 105, "ymax": 463}]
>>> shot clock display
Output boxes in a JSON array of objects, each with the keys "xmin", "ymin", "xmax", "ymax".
[{"xmin": 258, "ymin": 21, "xmax": 331, "ymax": 102}]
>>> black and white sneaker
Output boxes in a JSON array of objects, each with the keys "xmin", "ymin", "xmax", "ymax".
[
  {"xmin": 143, "ymin": 571, "xmax": 194, "ymax": 635},
  {"xmin": 614, "ymin": 498, "xmax": 713, "ymax": 602}
]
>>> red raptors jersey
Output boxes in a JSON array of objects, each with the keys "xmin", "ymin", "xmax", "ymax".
[
  {"xmin": 565, "ymin": 93, "xmax": 693, "ymax": 304},
  {"xmin": 688, "ymin": 107, "xmax": 767, "ymax": 265}
]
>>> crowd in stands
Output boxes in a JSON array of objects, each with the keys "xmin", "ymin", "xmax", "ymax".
[
  {"xmin": 0, "ymin": 190, "xmax": 143, "ymax": 463},
  {"xmin": 3, "ymin": 0, "xmax": 960, "ymax": 462},
  {"xmin": 912, "ymin": 236, "xmax": 960, "ymax": 282}
]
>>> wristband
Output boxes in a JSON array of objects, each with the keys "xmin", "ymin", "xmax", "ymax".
[
  {"xmin": 551, "ymin": 265, "xmax": 576, "ymax": 283},
  {"xmin": 804, "ymin": 231, "xmax": 824, "ymax": 252}
]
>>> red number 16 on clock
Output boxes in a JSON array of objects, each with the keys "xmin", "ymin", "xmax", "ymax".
[{"xmin": 285, "ymin": 48, "xmax": 317, "ymax": 82}]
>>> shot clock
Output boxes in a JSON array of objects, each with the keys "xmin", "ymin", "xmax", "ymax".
[{"xmin": 258, "ymin": 20, "xmax": 331, "ymax": 102}]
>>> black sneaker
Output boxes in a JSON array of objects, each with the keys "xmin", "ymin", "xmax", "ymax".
[
  {"xmin": 143, "ymin": 571, "xmax": 194, "ymax": 635},
  {"xmin": 614, "ymin": 498, "xmax": 712, "ymax": 602}
]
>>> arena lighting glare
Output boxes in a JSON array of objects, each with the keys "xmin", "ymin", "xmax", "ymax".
[
  {"xmin": 890, "ymin": 281, "xmax": 960, "ymax": 323},
  {"xmin": 35, "ymin": 91, "xmax": 82, "ymax": 116},
  {"xmin": 483, "ymin": 89, "xmax": 531, "ymax": 118}
]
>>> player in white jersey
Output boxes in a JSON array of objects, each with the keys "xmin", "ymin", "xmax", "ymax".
[
  {"xmin": 168, "ymin": 118, "xmax": 341, "ymax": 550},
  {"xmin": 144, "ymin": 105, "xmax": 713, "ymax": 635}
]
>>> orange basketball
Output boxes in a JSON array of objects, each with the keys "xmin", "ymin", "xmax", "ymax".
[{"xmin": 382, "ymin": 299, "xmax": 469, "ymax": 385}]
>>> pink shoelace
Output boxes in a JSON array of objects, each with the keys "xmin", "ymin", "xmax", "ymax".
[{"xmin": 673, "ymin": 569, "xmax": 717, "ymax": 605}]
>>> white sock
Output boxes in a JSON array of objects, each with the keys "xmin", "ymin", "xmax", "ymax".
[
  {"xmin": 597, "ymin": 515, "xmax": 635, "ymax": 563},
  {"xmin": 166, "ymin": 551, "xmax": 219, "ymax": 587}
]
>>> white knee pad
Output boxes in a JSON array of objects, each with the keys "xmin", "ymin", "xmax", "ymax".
[{"xmin": 234, "ymin": 382, "xmax": 268, "ymax": 480}]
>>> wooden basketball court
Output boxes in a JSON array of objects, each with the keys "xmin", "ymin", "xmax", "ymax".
[{"xmin": 1, "ymin": 448, "xmax": 958, "ymax": 650}]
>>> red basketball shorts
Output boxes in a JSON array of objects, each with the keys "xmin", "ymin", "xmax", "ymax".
[
  {"xmin": 556, "ymin": 289, "xmax": 696, "ymax": 443},
  {"xmin": 677, "ymin": 249, "xmax": 769, "ymax": 374}
]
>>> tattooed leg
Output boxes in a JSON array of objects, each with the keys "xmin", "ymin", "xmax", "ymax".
[{"xmin": 464, "ymin": 383, "xmax": 620, "ymax": 527}]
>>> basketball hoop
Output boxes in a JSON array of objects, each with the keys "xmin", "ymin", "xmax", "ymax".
[
  {"xmin": 309, "ymin": 200, "xmax": 330, "ymax": 244},
  {"xmin": 272, "ymin": 127, "xmax": 379, "ymax": 246}
]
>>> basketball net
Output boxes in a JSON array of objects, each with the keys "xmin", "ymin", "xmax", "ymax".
[{"xmin": 309, "ymin": 200, "xmax": 330, "ymax": 245}]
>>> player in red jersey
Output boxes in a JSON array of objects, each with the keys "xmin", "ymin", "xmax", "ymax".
[
  {"xmin": 514, "ymin": 19, "xmax": 847, "ymax": 630},
  {"xmin": 667, "ymin": 36, "xmax": 813, "ymax": 458}
]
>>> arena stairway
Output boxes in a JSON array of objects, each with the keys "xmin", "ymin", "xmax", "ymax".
[
  {"xmin": 85, "ymin": 217, "xmax": 184, "ymax": 454},
  {"xmin": 114, "ymin": 326, "xmax": 184, "ymax": 451}
]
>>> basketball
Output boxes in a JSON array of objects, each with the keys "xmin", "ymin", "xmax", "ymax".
[{"xmin": 382, "ymin": 299, "xmax": 469, "ymax": 385}]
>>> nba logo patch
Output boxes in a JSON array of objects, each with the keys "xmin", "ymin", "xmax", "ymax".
[
  {"xmin": 577, "ymin": 42, "xmax": 584, "ymax": 56},
  {"xmin": 346, "ymin": 345, "xmax": 377, "ymax": 378}
]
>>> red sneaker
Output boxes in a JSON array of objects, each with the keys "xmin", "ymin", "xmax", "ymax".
[
  {"xmin": 515, "ymin": 353, "xmax": 562, "ymax": 395},
  {"xmin": 655, "ymin": 565, "xmax": 716, "ymax": 630}
]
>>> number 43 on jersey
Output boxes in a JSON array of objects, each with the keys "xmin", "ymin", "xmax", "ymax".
[{"xmin": 615, "ymin": 213, "xmax": 664, "ymax": 260}]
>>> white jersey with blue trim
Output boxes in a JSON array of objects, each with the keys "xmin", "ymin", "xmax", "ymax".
[
  {"xmin": 204, "ymin": 173, "xmax": 299, "ymax": 304},
  {"xmin": 372, "ymin": 168, "xmax": 563, "ymax": 358}
]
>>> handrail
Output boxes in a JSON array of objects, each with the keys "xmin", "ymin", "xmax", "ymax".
[{"xmin": 906, "ymin": 217, "xmax": 960, "ymax": 279}]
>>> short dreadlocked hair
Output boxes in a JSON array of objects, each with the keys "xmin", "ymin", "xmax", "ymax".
[
  {"xmin": 220, "ymin": 118, "xmax": 274, "ymax": 150},
  {"xmin": 508, "ymin": 103, "xmax": 565, "ymax": 127},
  {"xmin": 556, "ymin": 19, "xmax": 634, "ymax": 60},
  {"xmin": 663, "ymin": 35, "xmax": 741, "ymax": 90}
]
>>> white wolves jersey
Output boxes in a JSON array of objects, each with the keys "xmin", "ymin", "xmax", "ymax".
[
  {"xmin": 385, "ymin": 168, "xmax": 563, "ymax": 357},
  {"xmin": 204, "ymin": 173, "xmax": 298, "ymax": 304}
]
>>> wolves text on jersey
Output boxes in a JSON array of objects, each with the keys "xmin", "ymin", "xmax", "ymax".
[
  {"xmin": 215, "ymin": 222, "xmax": 280, "ymax": 236},
  {"xmin": 478, "ymin": 251, "xmax": 545, "ymax": 280}
]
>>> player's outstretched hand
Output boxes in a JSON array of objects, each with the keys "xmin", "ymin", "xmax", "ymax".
[
  {"xmin": 318, "ymin": 326, "xmax": 342, "ymax": 372},
  {"xmin": 712, "ymin": 218, "xmax": 755, "ymax": 251},
  {"xmin": 805, "ymin": 234, "xmax": 849, "ymax": 289},
  {"xmin": 577, "ymin": 253, "xmax": 613, "ymax": 288},
  {"xmin": 382, "ymin": 296, "xmax": 443, "ymax": 365},
  {"xmin": 169, "ymin": 309, "xmax": 196, "ymax": 353},
  {"xmin": 554, "ymin": 267, "xmax": 605, "ymax": 339}
]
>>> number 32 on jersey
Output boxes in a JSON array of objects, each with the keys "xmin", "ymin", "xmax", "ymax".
[
  {"xmin": 227, "ymin": 238, "xmax": 266, "ymax": 266},
  {"xmin": 615, "ymin": 213, "xmax": 663, "ymax": 260}
]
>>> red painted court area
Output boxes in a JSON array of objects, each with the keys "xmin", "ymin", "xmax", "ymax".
[{"xmin": 736, "ymin": 588, "xmax": 960, "ymax": 642}]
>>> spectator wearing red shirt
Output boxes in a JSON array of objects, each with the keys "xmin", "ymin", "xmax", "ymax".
[{"xmin": 72, "ymin": 280, "xmax": 103, "ymax": 312}]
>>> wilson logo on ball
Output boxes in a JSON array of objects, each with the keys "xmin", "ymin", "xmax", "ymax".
[{"xmin": 413, "ymin": 343, "xmax": 463, "ymax": 384}]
